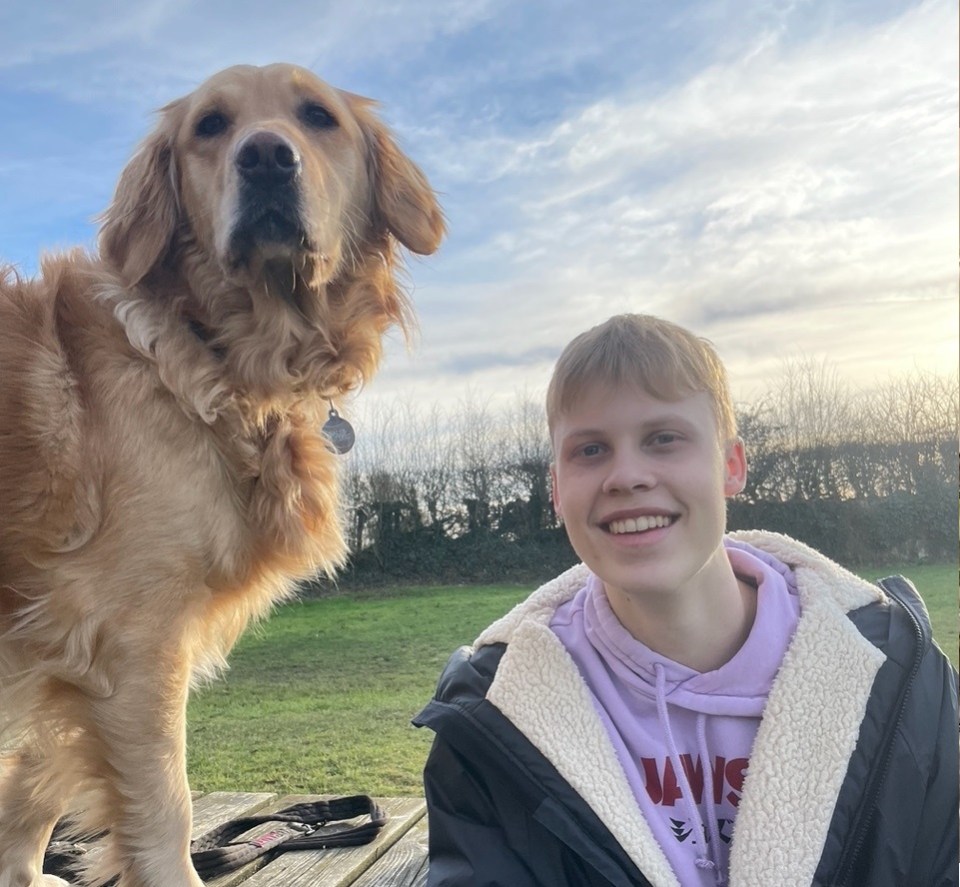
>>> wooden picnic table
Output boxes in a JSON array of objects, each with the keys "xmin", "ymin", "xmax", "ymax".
[
  {"xmin": 191, "ymin": 790, "xmax": 428, "ymax": 887},
  {"xmin": 41, "ymin": 789, "xmax": 428, "ymax": 885}
]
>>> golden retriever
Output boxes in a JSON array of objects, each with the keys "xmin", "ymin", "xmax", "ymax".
[{"xmin": 0, "ymin": 63, "xmax": 444, "ymax": 887}]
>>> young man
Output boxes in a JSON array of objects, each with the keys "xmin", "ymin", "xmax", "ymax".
[{"xmin": 414, "ymin": 314, "xmax": 958, "ymax": 887}]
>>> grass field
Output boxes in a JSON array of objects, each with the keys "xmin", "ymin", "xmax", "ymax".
[
  {"xmin": 186, "ymin": 564, "xmax": 957, "ymax": 797},
  {"xmin": 857, "ymin": 563, "xmax": 956, "ymax": 665}
]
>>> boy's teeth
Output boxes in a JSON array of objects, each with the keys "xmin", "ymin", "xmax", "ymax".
[{"xmin": 609, "ymin": 515, "xmax": 671, "ymax": 534}]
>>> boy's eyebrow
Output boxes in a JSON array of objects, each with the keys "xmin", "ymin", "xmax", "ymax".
[
  {"xmin": 559, "ymin": 413, "xmax": 699, "ymax": 439},
  {"xmin": 559, "ymin": 428, "xmax": 607, "ymax": 440}
]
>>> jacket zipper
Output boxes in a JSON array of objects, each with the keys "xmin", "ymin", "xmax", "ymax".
[{"xmin": 833, "ymin": 578, "xmax": 925, "ymax": 885}]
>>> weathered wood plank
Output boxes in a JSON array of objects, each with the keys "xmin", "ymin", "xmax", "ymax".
[
  {"xmin": 238, "ymin": 796, "xmax": 426, "ymax": 887},
  {"xmin": 349, "ymin": 817, "xmax": 428, "ymax": 887},
  {"xmin": 192, "ymin": 791, "xmax": 279, "ymax": 838}
]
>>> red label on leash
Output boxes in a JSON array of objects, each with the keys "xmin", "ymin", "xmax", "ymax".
[{"xmin": 251, "ymin": 829, "xmax": 288, "ymax": 849}]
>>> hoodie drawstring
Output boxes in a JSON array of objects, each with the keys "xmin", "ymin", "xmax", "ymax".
[
  {"xmin": 654, "ymin": 663, "xmax": 725, "ymax": 886},
  {"xmin": 697, "ymin": 712, "xmax": 726, "ymax": 885}
]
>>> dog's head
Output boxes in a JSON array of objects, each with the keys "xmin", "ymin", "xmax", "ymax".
[{"xmin": 99, "ymin": 64, "xmax": 444, "ymax": 396}]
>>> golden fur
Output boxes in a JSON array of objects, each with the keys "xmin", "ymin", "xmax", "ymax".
[{"xmin": 0, "ymin": 63, "xmax": 443, "ymax": 887}]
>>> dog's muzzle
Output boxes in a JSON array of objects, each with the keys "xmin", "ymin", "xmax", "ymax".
[{"xmin": 230, "ymin": 130, "xmax": 309, "ymax": 261}]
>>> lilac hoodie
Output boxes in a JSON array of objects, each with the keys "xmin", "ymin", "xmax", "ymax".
[{"xmin": 549, "ymin": 542, "xmax": 800, "ymax": 887}]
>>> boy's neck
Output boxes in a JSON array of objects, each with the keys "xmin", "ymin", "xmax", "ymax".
[{"xmin": 603, "ymin": 555, "xmax": 758, "ymax": 673}]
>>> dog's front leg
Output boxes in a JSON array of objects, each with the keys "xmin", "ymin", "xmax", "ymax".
[
  {"xmin": 87, "ymin": 654, "xmax": 203, "ymax": 887},
  {"xmin": 0, "ymin": 745, "xmax": 72, "ymax": 887}
]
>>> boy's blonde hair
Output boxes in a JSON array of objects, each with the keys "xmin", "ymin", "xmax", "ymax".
[{"xmin": 546, "ymin": 314, "xmax": 738, "ymax": 443}]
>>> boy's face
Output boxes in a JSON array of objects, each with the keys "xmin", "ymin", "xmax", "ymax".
[{"xmin": 550, "ymin": 382, "xmax": 746, "ymax": 611}]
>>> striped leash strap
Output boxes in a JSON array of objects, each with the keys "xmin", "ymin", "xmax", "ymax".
[{"xmin": 191, "ymin": 795, "xmax": 388, "ymax": 879}]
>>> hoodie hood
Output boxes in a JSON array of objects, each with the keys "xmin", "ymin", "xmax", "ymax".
[{"xmin": 580, "ymin": 545, "xmax": 799, "ymax": 718}]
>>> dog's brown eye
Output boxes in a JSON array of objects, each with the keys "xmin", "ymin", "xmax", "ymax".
[
  {"xmin": 300, "ymin": 102, "xmax": 337, "ymax": 130},
  {"xmin": 195, "ymin": 112, "xmax": 229, "ymax": 138}
]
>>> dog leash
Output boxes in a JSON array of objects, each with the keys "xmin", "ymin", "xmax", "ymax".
[
  {"xmin": 191, "ymin": 795, "xmax": 387, "ymax": 878},
  {"xmin": 44, "ymin": 795, "xmax": 387, "ymax": 882}
]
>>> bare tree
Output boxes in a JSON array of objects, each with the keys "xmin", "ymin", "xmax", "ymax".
[
  {"xmin": 499, "ymin": 396, "xmax": 553, "ymax": 537},
  {"xmin": 345, "ymin": 399, "xmax": 420, "ymax": 558},
  {"xmin": 401, "ymin": 400, "xmax": 459, "ymax": 536},
  {"xmin": 452, "ymin": 392, "xmax": 500, "ymax": 535},
  {"xmin": 760, "ymin": 356, "xmax": 855, "ymax": 499},
  {"xmin": 855, "ymin": 370, "xmax": 959, "ymax": 496}
]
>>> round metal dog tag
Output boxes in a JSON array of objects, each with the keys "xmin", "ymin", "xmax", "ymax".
[{"xmin": 323, "ymin": 406, "xmax": 355, "ymax": 454}]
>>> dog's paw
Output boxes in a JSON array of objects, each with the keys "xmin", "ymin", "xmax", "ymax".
[{"xmin": 0, "ymin": 868, "xmax": 70, "ymax": 887}]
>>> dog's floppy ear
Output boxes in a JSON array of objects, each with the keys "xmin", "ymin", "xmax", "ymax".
[
  {"xmin": 98, "ymin": 104, "xmax": 182, "ymax": 286},
  {"xmin": 349, "ymin": 95, "xmax": 445, "ymax": 256}
]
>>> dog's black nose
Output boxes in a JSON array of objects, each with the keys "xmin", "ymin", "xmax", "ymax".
[{"xmin": 235, "ymin": 131, "xmax": 301, "ymax": 185}]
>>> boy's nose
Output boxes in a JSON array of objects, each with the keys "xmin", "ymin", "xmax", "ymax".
[{"xmin": 601, "ymin": 454, "xmax": 657, "ymax": 494}]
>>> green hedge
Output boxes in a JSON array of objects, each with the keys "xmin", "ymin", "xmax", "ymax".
[
  {"xmin": 306, "ymin": 488, "xmax": 956, "ymax": 590},
  {"xmin": 727, "ymin": 487, "xmax": 956, "ymax": 566}
]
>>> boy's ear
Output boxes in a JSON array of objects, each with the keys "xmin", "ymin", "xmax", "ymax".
[
  {"xmin": 723, "ymin": 439, "xmax": 747, "ymax": 497},
  {"xmin": 550, "ymin": 463, "xmax": 563, "ymax": 519}
]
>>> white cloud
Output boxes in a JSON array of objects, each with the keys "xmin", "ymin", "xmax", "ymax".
[
  {"xmin": 0, "ymin": 0, "xmax": 506, "ymax": 103},
  {"xmin": 0, "ymin": 0, "xmax": 954, "ymax": 420},
  {"xmin": 349, "ymin": 0, "xmax": 958, "ymax": 418}
]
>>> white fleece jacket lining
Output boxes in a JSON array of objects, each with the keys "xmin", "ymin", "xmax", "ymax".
[
  {"xmin": 490, "ymin": 620, "xmax": 681, "ymax": 887},
  {"xmin": 480, "ymin": 531, "xmax": 886, "ymax": 887}
]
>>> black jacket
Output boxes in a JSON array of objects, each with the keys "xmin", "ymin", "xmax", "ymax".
[{"xmin": 414, "ymin": 532, "xmax": 958, "ymax": 887}]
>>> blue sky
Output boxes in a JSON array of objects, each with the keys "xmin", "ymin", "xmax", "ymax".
[{"xmin": 1, "ymin": 0, "xmax": 956, "ymax": 415}]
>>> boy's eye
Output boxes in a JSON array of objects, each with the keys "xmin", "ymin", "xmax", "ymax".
[
  {"xmin": 573, "ymin": 442, "xmax": 605, "ymax": 459},
  {"xmin": 649, "ymin": 432, "xmax": 681, "ymax": 447}
]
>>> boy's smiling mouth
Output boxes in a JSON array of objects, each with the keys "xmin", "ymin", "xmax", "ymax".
[{"xmin": 604, "ymin": 514, "xmax": 678, "ymax": 535}]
